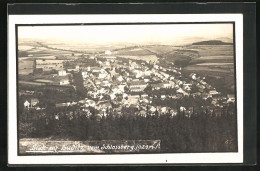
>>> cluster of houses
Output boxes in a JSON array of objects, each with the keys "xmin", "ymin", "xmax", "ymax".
[{"xmin": 22, "ymin": 51, "xmax": 236, "ymax": 119}]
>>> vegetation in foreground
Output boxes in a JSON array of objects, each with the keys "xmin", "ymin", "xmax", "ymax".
[{"xmin": 19, "ymin": 107, "xmax": 237, "ymax": 153}]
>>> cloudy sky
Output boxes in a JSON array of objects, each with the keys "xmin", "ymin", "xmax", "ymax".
[{"xmin": 18, "ymin": 24, "xmax": 233, "ymax": 45}]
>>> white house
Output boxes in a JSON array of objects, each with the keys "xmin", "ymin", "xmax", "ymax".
[
  {"xmin": 192, "ymin": 74, "xmax": 197, "ymax": 80},
  {"xmin": 60, "ymin": 79, "xmax": 69, "ymax": 85},
  {"xmin": 99, "ymin": 73, "xmax": 107, "ymax": 79},
  {"xmin": 227, "ymin": 94, "xmax": 235, "ymax": 103},
  {"xmin": 31, "ymin": 98, "xmax": 39, "ymax": 107},
  {"xmin": 105, "ymin": 50, "xmax": 112, "ymax": 55},
  {"xmin": 24, "ymin": 100, "xmax": 30, "ymax": 108},
  {"xmin": 180, "ymin": 106, "xmax": 186, "ymax": 112},
  {"xmin": 58, "ymin": 70, "xmax": 66, "ymax": 76},
  {"xmin": 209, "ymin": 90, "xmax": 219, "ymax": 95}
]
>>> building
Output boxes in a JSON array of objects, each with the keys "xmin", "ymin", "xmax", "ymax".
[
  {"xmin": 58, "ymin": 70, "xmax": 67, "ymax": 76},
  {"xmin": 99, "ymin": 73, "xmax": 108, "ymax": 79},
  {"xmin": 82, "ymin": 72, "xmax": 89, "ymax": 79},
  {"xmin": 56, "ymin": 103, "xmax": 67, "ymax": 108},
  {"xmin": 92, "ymin": 67, "xmax": 102, "ymax": 73},
  {"xmin": 151, "ymin": 83, "xmax": 163, "ymax": 90},
  {"xmin": 163, "ymin": 81, "xmax": 175, "ymax": 88},
  {"xmin": 127, "ymin": 95, "xmax": 139, "ymax": 104},
  {"xmin": 60, "ymin": 79, "xmax": 70, "ymax": 85},
  {"xmin": 24, "ymin": 100, "xmax": 30, "ymax": 108},
  {"xmin": 35, "ymin": 59, "xmax": 63, "ymax": 71},
  {"xmin": 129, "ymin": 81, "xmax": 147, "ymax": 92},
  {"xmin": 227, "ymin": 94, "xmax": 235, "ymax": 103},
  {"xmin": 209, "ymin": 90, "xmax": 220, "ymax": 95},
  {"xmin": 31, "ymin": 98, "xmax": 39, "ymax": 107},
  {"xmin": 105, "ymin": 50, "xmax": 112, "ymax": 55}
]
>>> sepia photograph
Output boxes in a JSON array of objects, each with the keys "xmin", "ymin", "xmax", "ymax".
[
  {"xmin": 16, "ymin": 23, "xmax": 237, "ymax": 155},
  {"xmin": 8, "ymin": 12, "xmax": 246, "ymax": 164}
]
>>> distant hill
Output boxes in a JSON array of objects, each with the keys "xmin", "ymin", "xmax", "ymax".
[{"xmin": 192, "ymin": 40, "xmax": 233, "ymax": 45}]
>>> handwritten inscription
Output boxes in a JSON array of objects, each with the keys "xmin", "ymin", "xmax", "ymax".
[{"xmin": 22, "ymin": 140, "xmax": 161, "ymax": 154}]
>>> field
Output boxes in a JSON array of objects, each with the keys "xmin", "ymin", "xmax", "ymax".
[
  {"xmin": 115, "ymin": 48, "xmax": 155, "ymax": 56},
  {"xmin": 143, "ymin": 45, "xmax": 178, "ymax": 54},
  {"xmin": 117, "ymin": 55, "xmax": 158, "ymax": 62},
  {"xmin": 184, "ymin": 45, "xmax": 234, "ymax": 56},
  {"xmin": 181, "ymin": 45, "xmax": 235, "ymax": 93},
  {"xmin": 18, "ymin": 59, "xmax": 34, "ymax": 75},
  {"xmin": 190, "ymin": 56, "xmax": 234, "ymax": 64},
  {"xmin": 185, "ymin": 65, "xmax": 233, "ymax": 73}
]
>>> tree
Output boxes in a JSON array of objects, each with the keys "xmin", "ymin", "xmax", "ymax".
[{"xmin": 73, "ymin": 72, "xmax": 87, "ymax": 98}]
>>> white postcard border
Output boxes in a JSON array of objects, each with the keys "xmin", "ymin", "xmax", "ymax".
[{"xmin": 8, "ymin": 14, "xmax": 243, "ymax": 164}]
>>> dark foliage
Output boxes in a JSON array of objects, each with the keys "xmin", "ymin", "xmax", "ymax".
[{"xmin": 19, "ymin": 108, "xmax": 237, "ymax": 153}]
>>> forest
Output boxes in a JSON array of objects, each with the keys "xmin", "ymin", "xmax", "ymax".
[{"xmin": 19, "ymin": 107, "xmax": 237, "ymax": 153}]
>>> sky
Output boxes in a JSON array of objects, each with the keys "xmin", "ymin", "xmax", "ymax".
[{"xmin": 18, "ymin": 24, "xmax": 233, "ymax": 45}]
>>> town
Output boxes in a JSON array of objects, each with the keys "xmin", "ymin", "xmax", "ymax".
[{"xmin": 19, "ymin": 48, "xmax": 236, "ymax": 121}]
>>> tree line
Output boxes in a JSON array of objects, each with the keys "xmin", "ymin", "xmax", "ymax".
[{"xmin": 19, "ymin": 107, "xmax": 237, "ymax": 153}]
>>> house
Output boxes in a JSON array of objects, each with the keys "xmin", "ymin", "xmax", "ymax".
[
  {"xmin": 105, "ymin": 50, "xmax": 112, "ymax": 55},
  {"xmin": 144, "ymin": 78, "xmax": 150, "ymax": 83},
  {"xmin": 144, "ymin": 70, "xmax": 151, "ymax": 76},
  {"xmin": 149, "ymin": 106, "xmax": 157, "ymax": 112},
  {"xmin": 98, "ymin": 73, "xmax": 108, "ymax": 79},
  {"xmin": 31, "ymin": 98, "xmax": 39, "ymax": 107},
  {"xmin": 191, "ymin": 74, "xmax": 197, "ymax": 80},
  {"xmin": 141, "ymin": 94, "xmax": 148, "ymax": 98},
  {"xmin": 99, "ymin": 102, "xmax": 112, "ymax": 114},
  {"xmin": 192, "ymin": 92, "xmax": 202, "ymax": 97},
  {"xmin": 176, "ymin": 88, "xmax": 188, "ymax": 95},
  {"xmin": 209, "ymin": 89, "xmax": 219, "ymax": 95},
  {"xmin": 163, "ymin": 82, "xmax": 175, "ymax": 89},
  {"xmin": 58, "ymin": 70, "xmax": 66, "ymax": 76},
  {"xmin": 104, "ymin": 56, "xmax": 116, "ymax": 61},
  {"xmin": 202, "ymin": 93, "xmax": 212, "ymax": 100},
  {"xmin": 86, "ymin": 100, "xmax": 96, "ymax": 107},
  {"xmin": 82, "ymin": 72, "xmax": 89, "ymax": 79},
  {"xmin": 154, "ymin": 65, "xmax": 159, "ymax": 69},
  {"xmin": 170, "ymin": 76, "xmax": 175, "ymax": 80},
  {"xmin": 60, "ymin": 79, "xmax": 70, "ymax": 85},
  {"xmin": 212, "ymin": 94, "xmax": 226, "ymax": 100},
  {"xmin": 180, "ymin": 106, "xmax": 186, "ymax": 112},
  {"xmin": 117, "ymin": 76, "xmax": 124, "ymax": 82},
  {"xmin": 169, "ymin": 95, "xmax": 181, "ymax": 99},
  {"xmin": 24, "ymin": 100, "xmax": 30, "ymax": 108},
  {"xmin": 91, "ymin": 67, "xmax": 102, "ymax": 73},
  {"xmin": 183, "ymin": 83, "xmax": 192, "ymax": 91},
  {"xmin": 177, "ymin": 80, "xmax": 183, "ymax": 85},
  {"xmin": 161, "ymin": 95, "xmax": 166, "ymax": 99},
  {"xmin": 170, "ymin": 109, "xmax": 178, "ymax": 116},
  {"xmin": 56, "ymin": 103, "xmax": 67, "ymax": 108},
  {"xmin": 95, "ymin": 79, "xmax": 102, "ymax": 85},
  {"xmin": 141, "ymin": 98, "xmax": 149, "ymax": 104},
  {"xmin": 108, "ymin": 93, "xmax": 116, "ymax": 100},
  {"xmin": 122, "ymin": 98, "xmax": 128, "ymax": 105},
  {"xmin": 139, "ymin": 110, "xmax": 147, "ymax": 117},
  {"xmin": 227, "ymin": 94, "xmax": 235, "ymax": 103},
  {"xmin": 151, "ymin": 83, "xmax": 163, "ymax": 90},
  {"xmin": 127, "ymin": 95, "xmax": 139, "ymax": 104},
  {"xmin": 161, "ymin": 107, "xmax": 167, "ymax": 114},
  {"xmin": 129, "ymin": 80, "xmax": 147, "ymax": 92},
  {"xmin": 118, "ymin": 84, "xmax": 126, "ymax": 92},
  {"xmin": 200, "ymin": 80, "xmax": 207, "ymax": 85}
]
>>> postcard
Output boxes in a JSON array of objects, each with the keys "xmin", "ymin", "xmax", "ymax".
[{"xmin": 8, "ymin": 13, "xmax": 243, "ymax": 165}]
